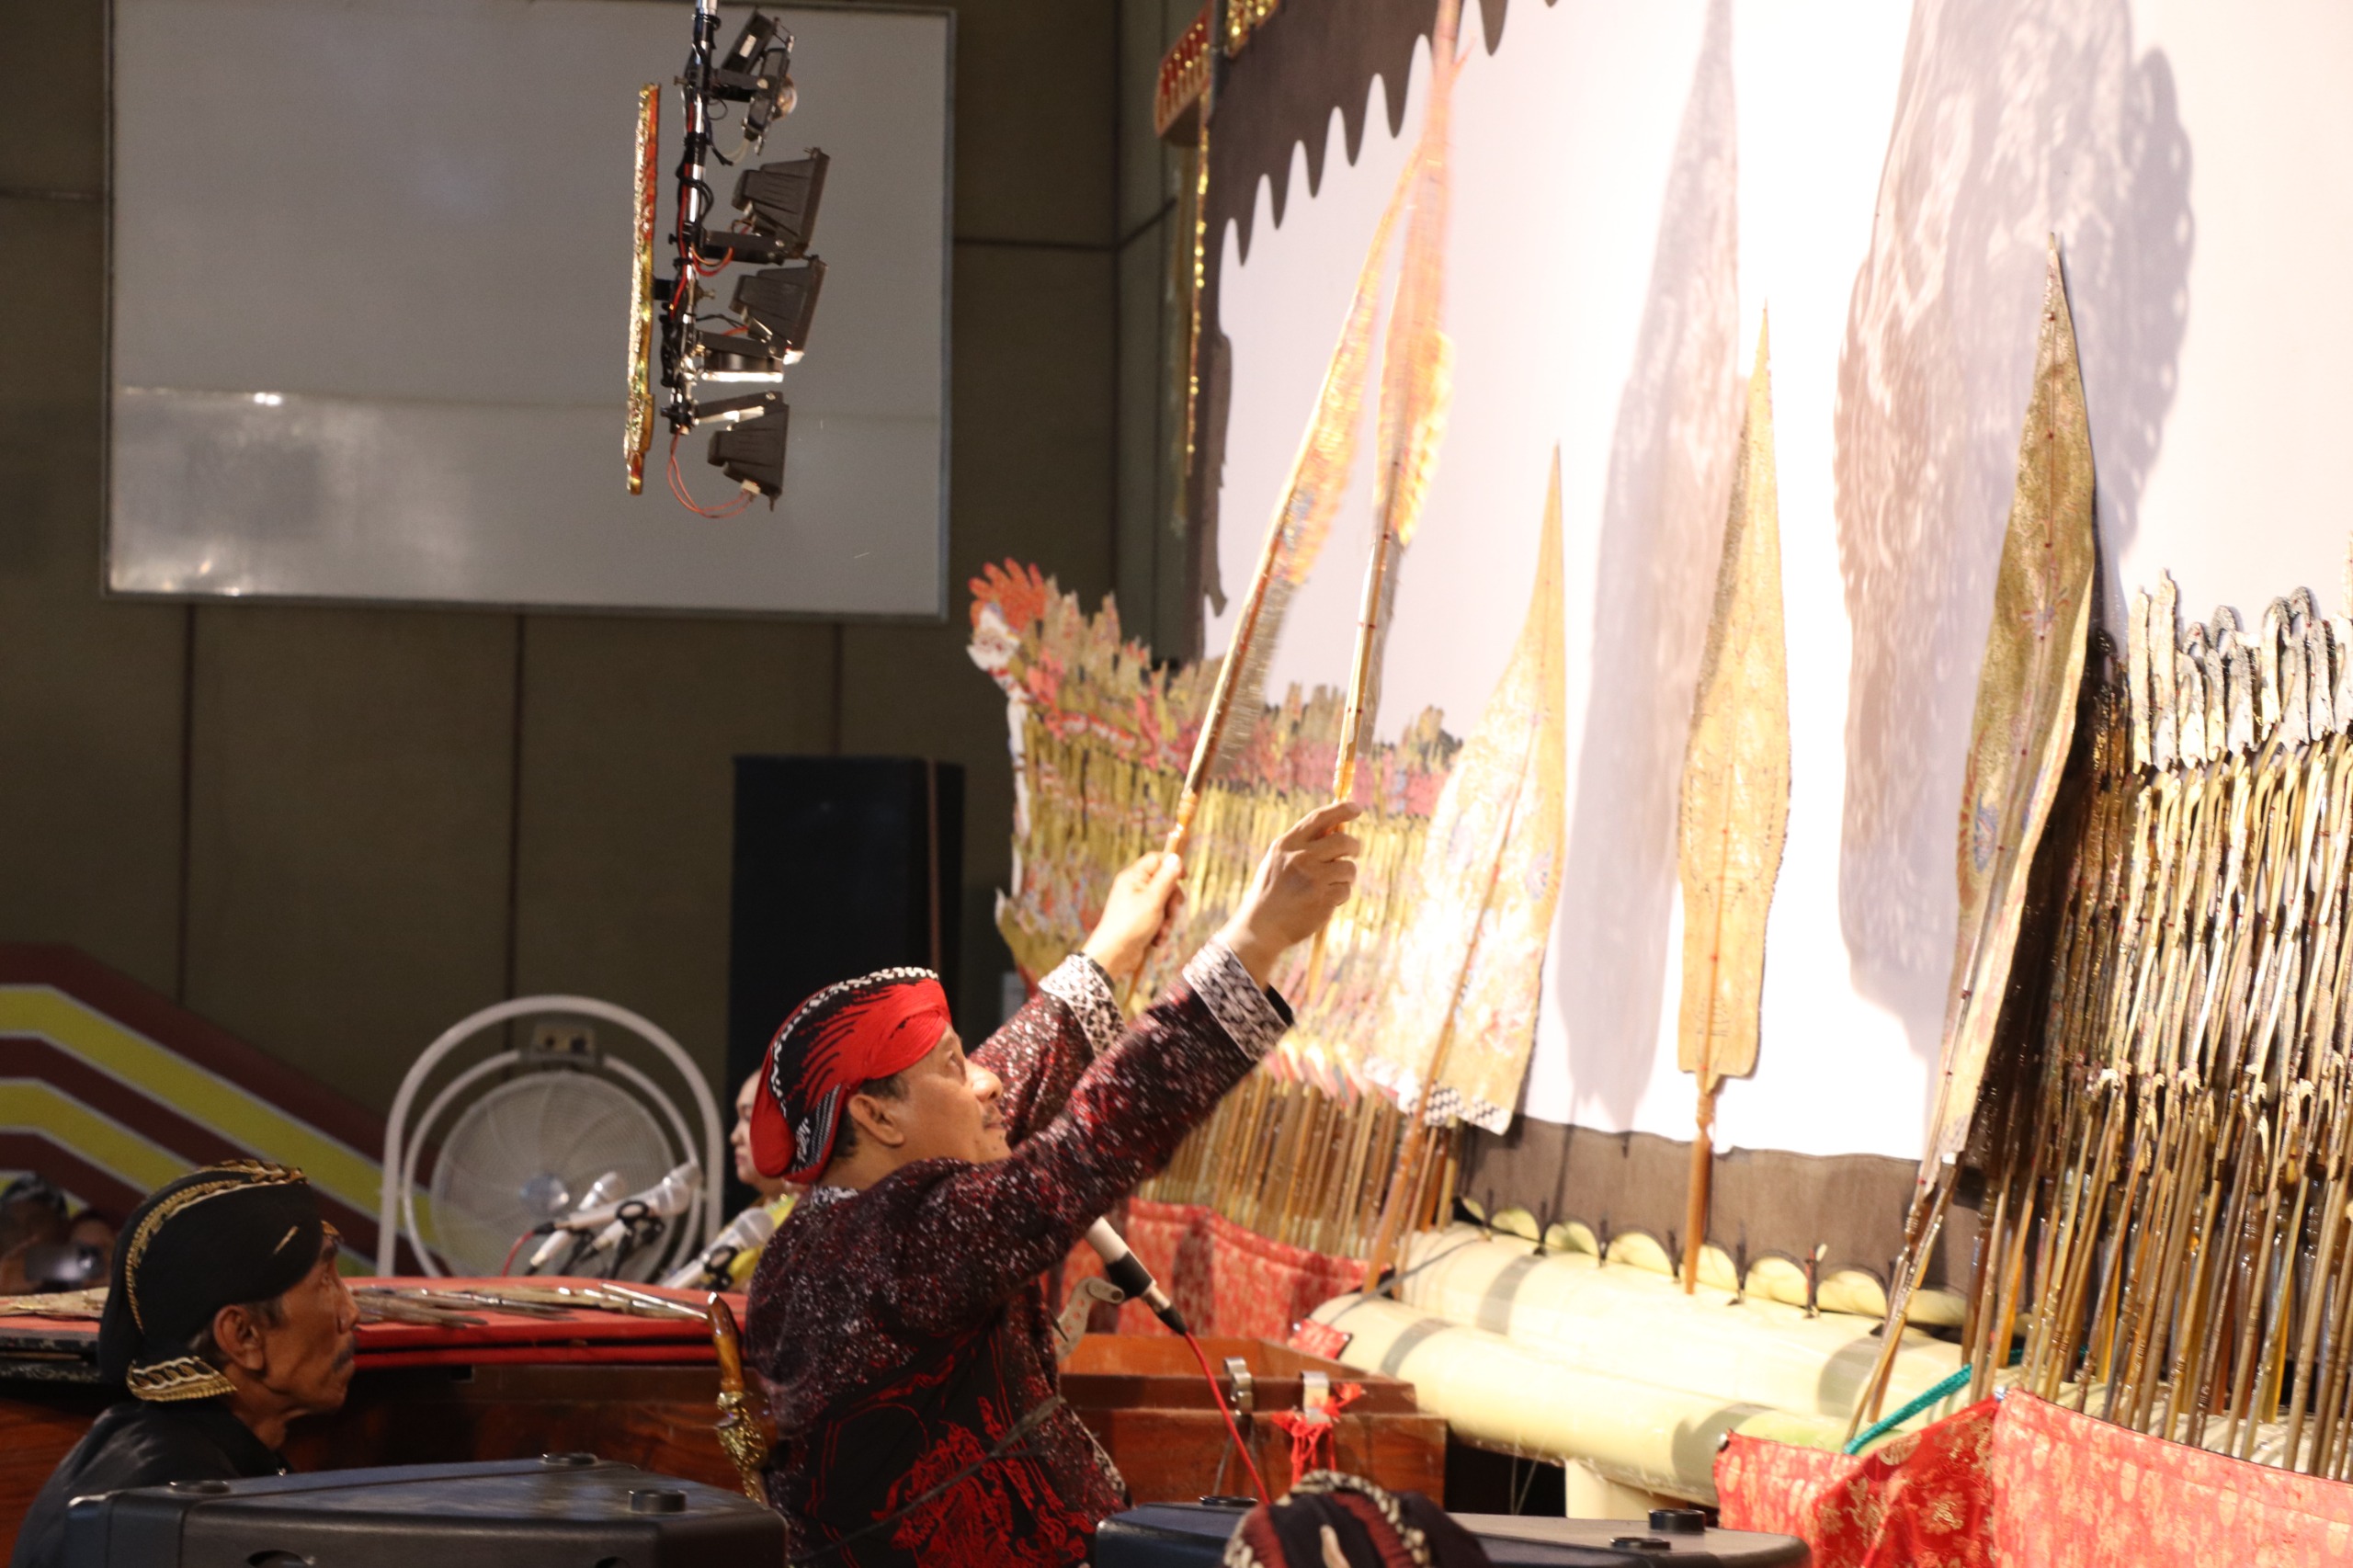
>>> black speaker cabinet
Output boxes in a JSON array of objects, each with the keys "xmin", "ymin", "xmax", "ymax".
[
  {"xmin": 63, "ymin": 1457, "xmax": 780, "ymax": 1568},
  {"xmin": 724, "ymin": 757, "xmax": 963, "ymax": 1201}
]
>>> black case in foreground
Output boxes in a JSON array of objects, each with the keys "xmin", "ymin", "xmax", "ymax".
[
  {"xmin": 62, "ymin": 1455, "xmax": 782, "ymax": 1568},
  {"xmin": 1096, "ymin": 1502, "xmax": 1808, "ymax": 1567}
]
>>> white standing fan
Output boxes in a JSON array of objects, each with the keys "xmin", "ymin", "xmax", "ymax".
[{"xmin": 378, "ymin": 996, "xmax": 724, "ymax": 1278}]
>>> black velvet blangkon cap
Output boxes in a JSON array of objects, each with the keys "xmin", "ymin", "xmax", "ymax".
[{"xmin": 97, "ymin": 1162, "xmax": 324, "ymax": 1402}]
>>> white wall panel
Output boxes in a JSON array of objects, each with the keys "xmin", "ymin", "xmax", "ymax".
[{"xmin": 109, "ymin": 0, "xmax": 950, "ymax": 616}]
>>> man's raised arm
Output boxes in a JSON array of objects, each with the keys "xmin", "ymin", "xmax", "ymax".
[
  {"xmin": 975, "ymin": 851, "xmax": 1188, "ymax": 1145},
  {"xmin": 888, "ymin": 802, "xmax": 1362, "ymax": 1335}
]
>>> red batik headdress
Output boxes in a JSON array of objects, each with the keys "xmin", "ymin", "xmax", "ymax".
[{"xmin": 751, "ymin": 968, "xmax": 951, "ymax": 1183}]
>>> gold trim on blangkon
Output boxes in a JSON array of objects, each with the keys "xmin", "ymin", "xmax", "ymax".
[
  {"xmin": 121, "ymin": 1162, "xmax": 304, "ymax": 1333},
  {"xmin": 125, "ymin": 1355, "xmax": 237, "ymax": 1403}
]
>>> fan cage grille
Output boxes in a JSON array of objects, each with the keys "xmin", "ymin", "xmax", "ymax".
[{"xmin": 425, "ymin": 1069, "xmax": 679, "ymax": 1277}]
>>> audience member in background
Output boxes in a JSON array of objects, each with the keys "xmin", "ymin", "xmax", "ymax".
[
  {"xmin": 664, "ymin": 1071, "xmax": 802, "ymax": 1290},
  {"xmin": 0, "ymin": 1176, "xmax": 70, "ymax": 1293},
  {"xmin": 66, "ymin": 1208, "xmax": 119, "ymax": 1271},
  {"xmin": 733, "ymin": 1070, "xmax": 794, "ymax": 1205},
  {"xmin": 0, "ymin": 1178, "xmax": 120, "ymax": 1294},
  {"xmin": 10, "ymin": 1163, "xmax": 358, "ymax": 1568}
]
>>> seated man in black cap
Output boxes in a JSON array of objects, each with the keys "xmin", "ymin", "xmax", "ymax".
[{"xmin": 11, "ymin": 1161, "xmax": 358, "ymax": 1568}]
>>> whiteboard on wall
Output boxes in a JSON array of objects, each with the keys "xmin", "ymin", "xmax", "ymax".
[{"xmin": 108, "ymin": 0, "xmax": 951, "ymax": 618}]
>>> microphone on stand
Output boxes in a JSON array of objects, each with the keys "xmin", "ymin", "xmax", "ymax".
[
  {"xmin": 528, "ymin": 1164, "xmax": 700, "ymax": 1270},
  {"xmin": 525, "ymin": 1230, "xmax": 574, "ymax": 1272},
  {"xmin": 585, "ymin": 1158, "xmax": 696, "ymax": 1261},
  {"xmin": 585, "ymin": 1165, "xmax": 702, "ymax": 1256},
  {"xmin": 661, "ymin": 1200, "xmax": 780, "ymax": 1290},
  {"xmin": 1085, "ymin": 1218, "xmax": 1188, "ymax": 1335}
]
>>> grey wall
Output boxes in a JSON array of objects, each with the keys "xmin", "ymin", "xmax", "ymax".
[
  {"xmin": 1116, "ymin": 0, "xmax": 1204, "ymax": 658},
  {"xmin": 0, "ymin": 0, "xmax": 1190, "ymax": 1114}
]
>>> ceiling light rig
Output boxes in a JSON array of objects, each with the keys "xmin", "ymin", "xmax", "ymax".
[{"xmin": 624, "ymin": 0, "xmax": 831, "ymax": 514}]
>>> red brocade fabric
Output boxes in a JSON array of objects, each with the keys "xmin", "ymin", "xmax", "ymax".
[
  {"xmin": 745, "ymin": 949, "xmax": 1285, "ymax": 1568},
  {"xmin": 1716, "ymin": 1392, "xmax": 2353, "ymax": 1566},
  {"xmin": 1988, "ymin": 1393, "xmax": 2353, "ymax": 1565},
  {"xmin": 1716, "ymin": 1398, "xmax": 1997, "ymax": 1568},
  {"xmin": 1058, "ymin": 1200, "xmax": 1364, "ymax": 1340}
]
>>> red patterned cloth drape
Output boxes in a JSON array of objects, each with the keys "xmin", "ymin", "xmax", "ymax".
[
  {"xmin": 1990, "ymin": 1393, "xmax": 2353, "ymax": 1565},
  {"xmin": 1059, "ymin": 1199, "xmax": 1364, "ymax": 1340},
  {"xmin": 1715, "ymin": 1399, "xmax": 1997, "ymax": 1568},
  {"xmin": 1717, "ymin": 1392, "xmax": 2353, "ymax": 1566}
]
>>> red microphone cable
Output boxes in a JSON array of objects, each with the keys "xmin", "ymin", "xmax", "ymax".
[
  {"xmin": 1088, "ymin": 1217, "xmax": 1269, "ymax": 1506},
  {"xmin": 1182, "ymin": 1329, "xmax": 1271, "ymax": 1507}
]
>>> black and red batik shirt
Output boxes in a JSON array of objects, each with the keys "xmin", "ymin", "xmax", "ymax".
[{"xmin": 745, "ymin": 944, "xmax": 1288, "ymax": 1567}]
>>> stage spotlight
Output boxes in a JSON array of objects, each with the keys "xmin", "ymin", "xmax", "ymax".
[
  {"xmin": 632, "ymin": 3, "xmax": 821, "ymax": 510},
  {"xmin": 705, "ymin": 395, "xmax": 789, "ymax": 497},
  {"xmin": 711, "ymin": 13, "xmax": 798, "ymax": 143},
  {"xmin": 732, "ymin": 151, "xmax": 829, "ymax": 254},
  {"xmin": 692, "ymin": 230, "xmax": 797, "ymax": 268},
  {"xmin": 693, "ymin": 389, "xmax": 781, "ymax": 426},
  {"xmin": 717, "ymin": 11, "xmax": 779, "ymax": 77},
  {"xmin": 746, "ymin": 76, "xmax": 797, "ymax": 138},
  {"xmin": 731, "ymin": 259, "xmax": 826, "ymax": 358},
  {"xmin": 692, "ymin": 332, "xmax": 788, "ymax": 383}
]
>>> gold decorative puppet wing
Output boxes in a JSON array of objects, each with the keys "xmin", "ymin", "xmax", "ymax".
[
  {"xmin": 973, "ymin": 0, "xmax": 1565, "ymax": 1267},
  {"xmin": 1674, "ymin": 319, "xmax": 1790, "ymax": 1293},
  {"xmin": 1362, "ymin": 456, "xmax": 1566, "ymax": 1134},
  {"xmin": 1855, "ymin": 240, "xmax": 2098, "ymax": 1430},
  {"xmin": 1152, "ymin": 136, "xmax": 1419, "ymax": 869},
  {"xmin": 1356, "ymin": 456, "xmax": 1568, "ymax": 1289},
  {"xmin": 1304, "ymin": 0, "xmax": 1457, "ymax": 998}
]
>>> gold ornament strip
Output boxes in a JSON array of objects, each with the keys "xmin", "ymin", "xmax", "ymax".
[
  {"xmin": 126, "ymin": 1355, "xmax": 237, "ymax": 1403},
  {"xmin": 624, "ymin": 83, "xmax": 660, "ymax": 495}
]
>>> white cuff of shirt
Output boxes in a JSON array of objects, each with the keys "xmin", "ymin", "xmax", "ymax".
[
  {"xmin": 1183, "ymin": 940, "xmax": 1290, "ymax": 1062},
  {"xmin": 1039, "ymin": 953, "xmax": 1124, "ymax": 1060}
]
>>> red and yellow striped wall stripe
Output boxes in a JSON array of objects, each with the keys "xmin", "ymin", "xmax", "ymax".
[
  {"xmin": 0, "ymin": 1081, "xmax": 189, "ymax": 1196},
  {"xmin": 0, "ymin": 985, "xmax": 381, "ymax": 1218}
]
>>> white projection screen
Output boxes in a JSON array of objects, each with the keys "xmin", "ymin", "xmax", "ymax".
[
  {"xmin": 108, "ymin": 0, "xmax": 950, "ymax": 617},
  {"xmin": 1208, "ymin": 0, "xmax": 2353, "ymax": 1158}
]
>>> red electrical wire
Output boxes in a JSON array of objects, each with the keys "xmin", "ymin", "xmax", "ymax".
[
  {"xmin": 667, "ymin": 432, "xmax": 756, "ymax": 519},
  {"xmin": 1182, "ymin": 1330, "xmax": 1272, "ymax": 1508},
  {"xmin": 502, "ymin": 1228, "xmax": 536, "ymax": 1276},
  {"xmin": 673, "ymin": 188, "xmax": 730, "ymax": 298}
]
